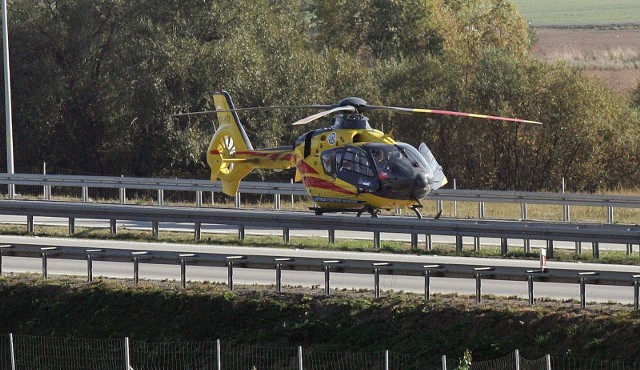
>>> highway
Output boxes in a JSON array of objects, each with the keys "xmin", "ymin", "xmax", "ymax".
[{"xmin": 1, "ymin": 234, "xmax": 638, "ymax": 305}]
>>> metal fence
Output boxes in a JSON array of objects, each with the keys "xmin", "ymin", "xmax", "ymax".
[{"xmin": 0, "ymin": 334, "xmax": 638, "ymax": 370}]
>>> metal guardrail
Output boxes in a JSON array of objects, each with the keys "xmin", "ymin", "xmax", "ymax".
[
  {"xmin": 0, "ymin": 174, "xmax": 638, "ymax": 222},
  {"xmin": 2, "ymin": 241, "xmax": 640, "ymax": 309},
  {"xmin": 0, "ymin": 200, "xmax": 639, "ymax": 258}
]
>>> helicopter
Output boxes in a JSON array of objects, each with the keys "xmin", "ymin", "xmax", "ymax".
[{"xmin": 204, "ymin": 91, "xmax": 541, "ymax": 218}]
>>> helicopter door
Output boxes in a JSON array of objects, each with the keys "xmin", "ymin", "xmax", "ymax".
[{"xmin": 336, "ymin": 146, "xmax": 380, "ymax": 193}]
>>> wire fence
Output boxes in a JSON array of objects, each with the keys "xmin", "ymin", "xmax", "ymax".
[{"xmin": 0, "ymin": 334, "xmax": 639, "ymax": 370}]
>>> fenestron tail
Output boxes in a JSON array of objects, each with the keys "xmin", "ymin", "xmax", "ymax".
[{"xmin": 206, "ymin": 91, "xmax": 294, "ymax": 196}]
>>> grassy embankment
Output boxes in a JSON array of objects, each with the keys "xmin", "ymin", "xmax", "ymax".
[{"xmin": 1, "ymin": 274, "xmax": 640, "ymax": 364}]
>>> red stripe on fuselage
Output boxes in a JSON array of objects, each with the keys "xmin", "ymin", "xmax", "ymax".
[{"xmin": 302, "ymin": 176, "xmax": 356, "ymax": 195}]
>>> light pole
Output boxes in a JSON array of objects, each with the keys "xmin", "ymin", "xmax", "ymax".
[{"xmin": 2, "ymin": 0, "xmax": 14, "ymax": 198}]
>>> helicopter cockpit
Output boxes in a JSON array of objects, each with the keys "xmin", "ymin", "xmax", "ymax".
[{"xmin": 320, "ymin": 142, "xmax": 436, "ymax": 200}]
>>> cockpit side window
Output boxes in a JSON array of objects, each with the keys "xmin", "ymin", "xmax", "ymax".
[{"xmin": 341, "ymin": 146, "xmax": 374, "ymax": 177}]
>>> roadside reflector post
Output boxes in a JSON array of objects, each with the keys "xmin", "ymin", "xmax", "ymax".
[
  {"xmin": 322, "ymin": 260, "xmax": 341, "ymax": 295},
  {"xmin": 85, "ymin": 249, "xmax": 103, "ymax": 282},
  {"xmin": 540, "ymin": 248, "xmax": 548, "ymax": 271},
  {"xmin": 179, "ymin": 253, "xmax": 197, "ymax": 289},
  {"xmin": 633, "ymin": 275, "xmax": 640, "ymax": 312},
  {"xmin": 578, "ymin": 272, "xmax": 598, "ymax": 309},
  {"xmin": 40, "ymin": 247, "xmax": 58, "ymax": 280},
  {"xmin": 274, "ymin": 258, "xmax": 293, "ymax": 293},
  {"xmin": 423, "ymin": 265, "xmax": 442, "ymax": 301},
  {"xmin": 372, "ymin": 262, "xmax": 391, "ymax": 298},
  {"xmin": 473, "ymin": 267, "xmax": 494, "ymax": 303},
  {"xmin": 226, "ymin": 256, "xmax": 245, "ymax": 291}
]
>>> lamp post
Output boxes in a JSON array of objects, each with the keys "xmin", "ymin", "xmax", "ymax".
[{"xmin": 2, "ymin": 0, "xmax": 14, "ymax": 198}]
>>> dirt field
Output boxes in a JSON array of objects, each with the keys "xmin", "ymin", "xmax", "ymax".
[{"xmin": 532, "ymin": 28, "xmax": 640, "ymax": 96}]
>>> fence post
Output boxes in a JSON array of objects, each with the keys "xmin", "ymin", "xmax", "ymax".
[
  {"xmin": 545, "ymin": 354, "xmax": 551, "ymax": 370},
  {"xmin": 441, "ymin": 354, "xmax": 447, "ymax": 370},
  {"xmin": 9, "ymin": 333, "xmax": 15, "ymax": 370},
  {"xmin": 515, "ymin": 349, "xmax": 520, "ymax": 370},
  {"xmin": 124, "ymin": 337, "xmax": 131, "ymax": 370},
  {"xmin": 298, "ymin": 345, "xmax": 303, "ymax": 370},
  {"xmin": 217, "ymin": 339, "xmax": 222, "ymax": 370},
  {"xmin": 384, "ymin": 350, "xmax": 389, "ymax": 370}
]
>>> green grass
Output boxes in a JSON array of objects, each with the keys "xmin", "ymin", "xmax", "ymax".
[
  {"xmin": 1, "ymin": 275, "xmax": 640, "ymax": 364},
  {"xmin": 510, "ymin": 0, "xmax": 640, "ymax": 26}
]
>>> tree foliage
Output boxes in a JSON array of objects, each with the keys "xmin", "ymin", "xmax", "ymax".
[{"xmin": 1, "ymin": 0, "xmax": 638, "ymax": 191}]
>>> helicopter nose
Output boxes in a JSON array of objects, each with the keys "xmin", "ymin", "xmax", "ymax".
[{"xmin": 412, "ymin": 173, "xmax": 434, "ymax": 199}]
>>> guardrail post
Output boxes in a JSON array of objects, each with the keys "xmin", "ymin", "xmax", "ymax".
[
  {"xmin": 152, "ymin": 221, "xmax": 159, "ymax": 238},
  {"xmin": 520, "ymin": 203, "xmax": 528, "ymax": 220},
  {"xmin": 234, "ymin": 192, "xmax": 241, "ymax": 208},
  {"xmin": 473, "ymin": 267, "xmax": 493, "ymax": 303},
  {"xmin": 274, "ymin": 193, "xmax": 280, "ymax": 210},
  {"xmin": 283, "ymin": 227, "xmax": 290, "ymax": 244},
  {"xmin": 563, "ymin": 204, "xmax": 570, "ymax": 222},
  {"xmin": 425, "ymin": 234, "xmax": 432, "ymax": 251},
  {"xmin": 410, "ymin": 234, "xmax": 418, "ymax": 250},
  {"xmin": 119, "ymin": 187, "xmax": 126, "ymax": 204},
  {"xmin": 27, "ymin": 215, "xmax": 34, "ymax": 234},
  {"xmin": 500, "ymin": 238, "xmax": 508, "ymax": 256},
  {"xmin": 455, "ymin": 236, "xmax": 463, "ymax": 254},
  {"xmin": 0, "ymin": 245, "xmax": 14, "ymax": 276},
  {"xmin": 592, "ymin": 242, "xmax": 600, "ymax": 259},
  {"xmin": 373, "ymin": 231, "xmax": 381, "ymax": 250},
  {"xmin": 41, "ymin": 247, "xmax": 57, "ymax": 279},
  {"xmin": 179, "ymin": 254, "xmax": 196, "ymax": 289},
  {"xmin": 274, "ymin": 258, "xmax": 293, "ymax": 293},
  {"xmin": 478, "ymin": 201, "xmax": 485, "ymax": 218},
  {"xmin": 82, "ymin": 186, "xmax": 89, "ymax": 202},
  {"xmin": 523, "ymin": 239, "xmax": 531, "ymax": 254},
  {"xmin": 526, "ymin": 270, "xmax": 544, "ymax": 306},
  {"xmin": 238, "ymin": 225, "xmax": 245, "ymax": 241},
  {"xmin": 607, "ymin": 206, "xmax": 614, "ymax": 224},
  {"xmin": 578, "ymin": 272, "xmax": 598, "ymax": 309},
  {"xmin": 194, "ymin": 222, "xmax": 201, "ymax": 241},
  {"xmin": 633, "ymin": 275, "xmax": 640, "ymax": 311},
  {"xmin": 109, "ymin": 219, "xmax": 117, "ymax": 235},
  {"xmin": 157, "ymin": 189, "xmax": 164, "ymax": 205},
  {"xmin": 322, "ymin": 260, "xmax": 341, "ymax": 295},
  {"xmin": 196, "ymin": 191, "xmax": 203, "ymax": 207},
  {"xmin": 226, "ymin": 256, "xmax": 245, "ymax": 291},
  {"xmin": 546, "ymin": 240, "xmax": 554, "ymax": 258},
  {"xmin": 474, "ymin": 237, "xmax": 481, "ymax": 252},
  {"xmin": 436, "ymin": 200, "xmax": 443, "ymax": 216},
  {"xmin": 131, "ymin": 252, "xmax": 148, "ymax": 284},
  {"xmin": 423, "ymin": 265, "xmax": 441, "ymax": 301},
  {"xmin": 372, "ymin": 262, "xmax": 391, "ymax": 298},
  {"xmin": 68, "ymin": 217, "xmax": 75, "ymax": 235},
  {"xmin": 574, "ymin": 241, "xmax": 582, "ymax": 255},
  {"xmin": 627, "ymin": 244, "xmax": 633, "ymax": 256},
  {"xmin": 44, "ymin": 183, "xmax": 51, "ymax": 200},
  {"xmin": 328, "ymin": 229, "xmax": 335, "ymax": 244},
  {"xmin": 86, "ymin": 249, "xmax": 103, "ymax": 282}
]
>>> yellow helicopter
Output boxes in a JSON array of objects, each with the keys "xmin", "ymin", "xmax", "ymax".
[{"xmin": 204, "ymin": 91, "xmax": 541, "ymax": 218}]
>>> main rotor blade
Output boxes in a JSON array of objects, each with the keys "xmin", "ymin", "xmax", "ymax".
[
  {"xmin": 292, "ymin": 106, "xmax": 357, "ymax": 126},
  {"xmin": 367, "ymin": 105, "xmax": 543, "ymax": 125},
  {"xmin": 171, "ymin": 105, "xmax": 331, "ymax": 118}
]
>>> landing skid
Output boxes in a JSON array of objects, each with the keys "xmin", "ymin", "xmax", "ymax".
[{"xmin": 310, "ymin": 206, "xmax": 380, "ymax": 218}]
